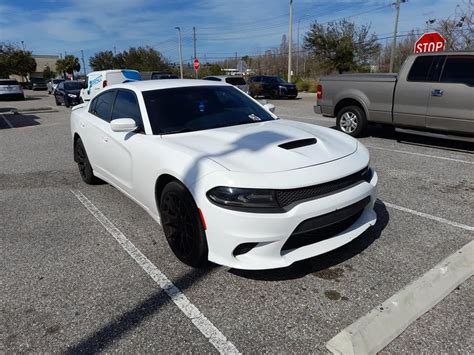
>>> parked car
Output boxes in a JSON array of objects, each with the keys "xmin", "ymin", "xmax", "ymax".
[
  {"xmin": 47, "ymin": 79, "xmax": 65, "ymax": 94},
  {"xmin": 70, "ymin": 79, "xmax": 377, "ymax": 269},
  {"xmin": 0, "ymin": 79, "xmax": 24, "ymax": 100},
  {"xmin": 248, "ymin": 76, "xmax": 298, "ymax": 99},
  {"xmin": 28, "ymin": 77, "xmax": 48, "ymax": 90},
  {"xmin": 151, "ymin": 72, "xmax": 179, "ymax": 80},
  {"xmin": 54, "ymin": 80, "xmax": 83, "ymax": 107},
  {"xmin": 203, "ymin": 75, "xmax": 248, "ymax": 93},
  {"xmin": 80, "ymin": 69, "xmax": 141, "ymax": 102},
  {"xmin": 314, "ymin": 51, "xmax": 474, "ymax": 137}
]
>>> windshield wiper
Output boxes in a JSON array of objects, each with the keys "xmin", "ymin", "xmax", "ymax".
[{"xmin": 162, "ymin": 128, "xmax": 193, "ymax": 134}]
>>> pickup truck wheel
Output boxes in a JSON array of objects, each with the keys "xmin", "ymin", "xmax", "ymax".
[{"xmin": 337, "ymin": 106, "xmax": 367, "ymax": 137}]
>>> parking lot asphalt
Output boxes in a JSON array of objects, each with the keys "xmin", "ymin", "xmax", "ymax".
[{"xmin": 1, "ymin": 90, "xmax": 473, "ymax": 353}]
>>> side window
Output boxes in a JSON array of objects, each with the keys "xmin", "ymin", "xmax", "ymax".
[
  {"xmin": 111, "ymin": 90, "xmax": 143, "ymax": 129},
  {"xmin": 90, "ymin": 90, "xmax": 116, "ymax": 122},
  {"xmin": 440, "ymin": 56, "xmax": 474, "ymax": 86},
  {"xmin": 407, "ymin": 56, "xmax": 435, "ymax": 82},
  {"xmin": 57, "ymin": 82, "xmax": 64, "ymax": 90}
]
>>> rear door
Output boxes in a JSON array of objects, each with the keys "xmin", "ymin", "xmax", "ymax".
[
  {"xmin": 426, "ymin": 55, "xmax": 474, "ymax": 134},
  {"xmin": 393, "ymin": 55, "xmax": 444, "ymax": 128}
]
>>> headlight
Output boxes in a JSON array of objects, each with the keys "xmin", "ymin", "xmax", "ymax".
[
  {"xmin": 67, "ymin": 93, "xmax": 77, "ymax": 98},
  {"xmin": 278, "ymin": 85, "xmax": 287, "ymax": 91},
  {"xmin": 207, "ymin": 186, "xmax": 281, "ymax": 211}
]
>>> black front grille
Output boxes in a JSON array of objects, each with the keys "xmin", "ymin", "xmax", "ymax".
[
  {"xmin": 276, "ymin": 167, "xmax": 372, "ymax": 208},
  {"xmin": 281, "ymin": 196, "xmax": 370, "ymax": 251}
]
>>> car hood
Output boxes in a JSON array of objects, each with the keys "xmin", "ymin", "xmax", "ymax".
[{"xmin": 162, "ymin": 119, "xmax": 357, "ymax": 173}]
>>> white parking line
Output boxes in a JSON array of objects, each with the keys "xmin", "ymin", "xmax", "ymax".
[
  {"xmin": 326, "ymin": 240, "xmax": 474, "ymax": 354},
  {"xmin": 366, "ymin": 144, "xmax": 474, "ymax": 165},
  {"xmin": 1, "ymin": 114, "xmax": 14, "ymax": 128},
  {"xmin": 70, "ymin": 189, "xmax": 240, "ymax": 355},
  {"xmin": 379, "ymin": 200, "xmax": 474, "ymax": 231}
]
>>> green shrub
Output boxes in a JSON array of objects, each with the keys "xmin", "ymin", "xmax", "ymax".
[{"xmin": 296, "ymin": 79, "xmax": 318, "ymax": 92}]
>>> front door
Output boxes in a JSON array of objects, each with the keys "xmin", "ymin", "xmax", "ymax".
[{"xmin": 426, "ymin": 55, "xmax": 474, "ymax": 135}]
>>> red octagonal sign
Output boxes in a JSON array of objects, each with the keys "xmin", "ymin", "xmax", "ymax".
[
  {"xmin": 193, "ymin": 58, "xmax": 200, "ymax": 71},
  {"xmin": 414, "ymin": 32, "xmax": 446, "ymax": 53}
]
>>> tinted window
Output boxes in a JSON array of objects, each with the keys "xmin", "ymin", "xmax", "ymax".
[
  {"xmin": 142, "ymin": 86, "xmax": 275, "ymax": 135},
  {"xmin": 203, "ymin": 77, "xmax": 221, "ymax": 82},
  {"xmin": 30, "ymin": 77, "xmax": 46, "ymax": 83},
  {"xmin": 250, "ymin": 77, "xmax": 261, "ymax": 82},
  {"xmin": 440, "ymin": 56, "xmax": 474, "ymax": 86},
  {"xmin": 111, "ymin": 90, "xmax": 143, "ymax": 128},
  {"xmin": 225, "ymin": 77, "xmax": 246, "ymax": 85},
  {"xmin": 407, "ymin": 56, "xmax": 435, "ymax": 82},
  {"xmin": 91, "ymin": 90, "xmax": 116, "ymax": 122},
  {"xmin": 57, "ymin": 82, "xmax": 64, "ymax": 89},
  {"xmin": 53, "ymin": 79, "xmax": 64, "ymax": 84},
  {"xmin": 64, "ymin": 82, "xmax": 83, "ymax": 90}
]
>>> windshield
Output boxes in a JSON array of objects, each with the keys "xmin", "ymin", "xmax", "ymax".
[
  {"xmin": 269, "ymin": 77, "xmax": 286, "ymax": 84},
  {"xmin": 64, "ymin": 82, "xmax": 83, "ymax": 90},
  {"xmin": 225, "ymin": 77, "xmax": 246, "ymax": 85},
  {"xmin": 143, "ymin": 86, "xmax": 276, "ymax": 135},
  {"xmin": 31, "ymin": 77, "xmax": 45, "ymax": 83},
  {"xmin": 53, "ymin": 79, "xmax": 64, "ymax": 84}
]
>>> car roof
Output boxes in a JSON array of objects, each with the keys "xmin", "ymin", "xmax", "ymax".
[{"xmin": 106, "ymin": 79, "xmax": 230, "ymax": 92}]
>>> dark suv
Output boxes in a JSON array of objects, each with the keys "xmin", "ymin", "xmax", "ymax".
[
  {"xmin": 28, "ymin": 77, "xmax": 48, "ymax": 90},
  {"xmin": 248, "ymin": 76, "xmax": 297, "ymax": 99}
]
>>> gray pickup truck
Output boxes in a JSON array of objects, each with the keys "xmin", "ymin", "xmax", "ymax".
[{"xmin": 314, "ymin": 52, "xmax": 474, "ymax": 137}]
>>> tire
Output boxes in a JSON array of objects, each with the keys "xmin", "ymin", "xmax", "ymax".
[
  {"xmin": 270, "ymin": 89, "xmax": 280, "ymax": 99},
  {"xmin": 336, "ymin": 105, "xmax": 367, "ymax": 137},
  {"xmin": 65, "ymin": 99, "xmax": 70, "ymax": 108},
  {"xmin": 159, "ymin": 181, "xmax": 208, "ymax": 267},
  {"xmin": 55, "ymin": 97, "xmax": 61, "ymax": 106},
  {"xmin": 74, "ymin": 138, "xmax": 101, "ymax": 185}
]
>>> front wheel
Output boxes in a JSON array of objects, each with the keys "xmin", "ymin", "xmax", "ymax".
[
  {"xmin": 336, "ymin": 105, "xmax": 367, "ymax": 137},
  {"xmin": 55, "ymin": 97, "xmax": 61, "ymax": 106},
  {"xmin": 160, "ymin": 181, "xmax": 208, "ymax": 267}
]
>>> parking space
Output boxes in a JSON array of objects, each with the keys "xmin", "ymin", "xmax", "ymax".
[{"xmin": 1, "ymin": 92, "xmax": 472, "ymax": 353}]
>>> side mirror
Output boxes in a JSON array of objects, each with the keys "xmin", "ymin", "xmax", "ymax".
[
  {"xmin": 110, "ymin": 118, "xmax": 138, "ymax": 132},
  {"xmin": 263, "ymin": 103, "xmax": 276, "ymax": 113}
]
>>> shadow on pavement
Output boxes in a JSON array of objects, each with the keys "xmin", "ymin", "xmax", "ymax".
[
  {"xmin": 0, "ymin": 114, "xmax": 41, "ymax": 129},
  {"xmin": 66, "ymin": 264, "xmax": 216, "ymax": 354},
  {"xmin": 364, "ymin": 125, "xmax": 474, "ymax": 152},
  {"xmin": 229, "ymin": 201, "xmax": 389, "ymax": 281}
]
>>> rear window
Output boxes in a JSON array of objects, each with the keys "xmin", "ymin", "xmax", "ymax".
[
  {"xmin": 53, "ymin": 79, "xmax": 64, "ymax": 84},
  {"xmin": 225, "ymin": 77, "xmax": 246, "ymax": 85},
  {"xmin": 440, "ymin": 56, "xmax": 474, "ymax": 86},
  {"xmin": 203, "ymin": 77, "xmax": 221, "ymax": 82},
  {"xmin": 30, "ymin": 77, "xmax": 46, "ymax": 83},
  {"xmin": 0, "ymin": 80, "xmax": 19, "ymax": 85}
]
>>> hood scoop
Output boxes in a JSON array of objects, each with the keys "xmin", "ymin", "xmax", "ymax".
[{"xmin": 279, "ymin": 138, "xmax": 317, "ymax": 150}]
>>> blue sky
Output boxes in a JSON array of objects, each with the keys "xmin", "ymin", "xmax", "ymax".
[{"xmin": 0, "ymin": 0, "xmax": 460, "ymax": 71}]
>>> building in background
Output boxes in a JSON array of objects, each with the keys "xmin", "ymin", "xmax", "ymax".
[{"xmin": 10, "ymin": 54, "xmax": 59, "ymax": 82}]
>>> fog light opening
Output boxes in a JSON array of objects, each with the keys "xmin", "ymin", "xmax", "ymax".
[{"xmin": 233, "ymin": 243, "xmax": 258, "ymax": 256}]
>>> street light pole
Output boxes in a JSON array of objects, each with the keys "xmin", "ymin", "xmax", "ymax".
[
  {"xmin": 193, "ymin": 26, "xmax": 197, "ymax": 78},
  {"xmin": 287, "ymin": 0, "xmax": 293, "ymax": 82},
  {"xmin": 175, "ymin": 27, "xmax": 184, "ymax": 79}
]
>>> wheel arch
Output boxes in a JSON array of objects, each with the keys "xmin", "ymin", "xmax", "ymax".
[
  {"xmin": 334, "ymin": 98, "xmax": 367, "ymax": 119},
  {"xmin": 154, "ymin": 174, "xmax": 181, "ymax": 209}
]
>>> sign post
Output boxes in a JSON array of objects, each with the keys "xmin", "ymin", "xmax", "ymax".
[
  {"xmin": 193, "ymin": 58, "xmax": 200, "ymax": 77},
  {"xmin": 414, "ymin": 32, "xmax": 446, "ymax": 53}
]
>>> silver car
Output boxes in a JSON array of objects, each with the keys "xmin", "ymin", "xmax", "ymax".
[
  {"xmin": 47, "ymin": 79, "xmax": 65, "ymax": 94},
  {"xmin": 0, "ymin": 79, "xmax": 24, "ymax": 100},
  {"xmin": 202, "ymin": 75, "xmax": 249, "ymax": 93}
]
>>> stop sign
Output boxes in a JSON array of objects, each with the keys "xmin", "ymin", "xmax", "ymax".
[
  {"xmin": 414, "ymin": 32, "xmax": 446, "ymax": 53},
  {"xmin": 193, "ymin": 58, "xmax": 200, "ymax": 71}
]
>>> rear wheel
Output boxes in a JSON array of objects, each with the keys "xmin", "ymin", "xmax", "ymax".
[
  {"xmin": 75, "ymin": 138, "xmax": 101, "ymax": 185},
  {"xmin": 160, "ymin": 181, "xmax": 208, "ymax": 267},
  {"xmin": 336, "ymin": 105, "xmax": 367, "ymax": 137}
]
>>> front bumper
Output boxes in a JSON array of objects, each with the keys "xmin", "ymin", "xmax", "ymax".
[{"xmin": 193, "ymin": 154, "xmax": 378, "ymax": 270}]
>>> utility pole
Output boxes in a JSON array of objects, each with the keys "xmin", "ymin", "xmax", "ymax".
[
  {"xmin": 287, "ymin": 0, "xmax": 293, "ymax": 82},
  {"xmin": 296, "ymin": 19, "xmax": 300, "ymax": 75},
  {"xmin": 389, "ymin": 0, "xmax": 402, "ymax": 73},
  {"xmin": 21, "ymin": 41, "xmax": 25, "ymax": 51},
  {"xmin": 175, "ymin": 27, "xmax": 184, "ymax": 79},
  {"xmin": 193, "ymin": 26, "xmax": 197, "ymax": 78},
  {"xmin": 81, "ymin": 50, "xmax": 86, "ymax": 78}
]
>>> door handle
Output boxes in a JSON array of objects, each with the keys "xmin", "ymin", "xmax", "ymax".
[
  {"xmin": 431, "ymin": 89, "xmax": 444, "ymax": 97},
  {"xmin": 80, "ymin": 122, "xmax": 85, "ymax": 128},
  {"xmin": 102, "ymin": 137, "xmax": 109, "ymax": 143}
]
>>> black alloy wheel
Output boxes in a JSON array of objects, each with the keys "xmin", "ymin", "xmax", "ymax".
[
  {"xmin": 160, "ymin": 181, "xmax": 208, "ymax": 267},
  {"xmin": 75, "ymin": 138, "xmax": 100, "ymax": 185}
]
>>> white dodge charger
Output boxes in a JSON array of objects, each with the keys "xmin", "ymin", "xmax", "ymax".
[{"xmin": 70, "ymin": 79, "xmax": 378, "ymax": 270}]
